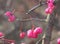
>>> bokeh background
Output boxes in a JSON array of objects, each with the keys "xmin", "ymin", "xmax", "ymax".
[{"xmin": 0, "ymin": 0, "xmax": 60, "ymax": 44}]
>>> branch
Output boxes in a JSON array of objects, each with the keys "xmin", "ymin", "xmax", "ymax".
[
  {"xmin": 36, "ymin": 34, "xmax": 46, "ymax": 44},
  {"xmin": 16, "ymin": 18, "xmax": 46, "ymax": 22},
  {"xmin": 26, "ymin": 2, "xmax": 47, "ymax": 14}
]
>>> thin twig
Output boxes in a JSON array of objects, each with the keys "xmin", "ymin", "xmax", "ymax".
[
  {"xmin": 36, "ymin": 34, "xmax": 46, "ymax": 44},
  {"xmin": 36, "ymin": 38, "xmax": 43, "ymax": 44},
  {"xmin": 16, "ymin": 18, "xmax": 46, "ymax": 22},
  {"xmin": 26, "ymin": 2, "xmax": 47, "ymax": 14}
]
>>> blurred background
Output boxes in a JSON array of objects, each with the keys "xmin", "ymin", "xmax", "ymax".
[{"xmin": 0, "ymin": 0, "xmax": 60, "ymax": 44}]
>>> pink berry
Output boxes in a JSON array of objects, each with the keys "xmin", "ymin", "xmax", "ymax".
[
  {"xmin": 27, "ymin": 29, "xmax": 33, "ymax": 38},
  {"xmin": 32, "ymin": 33, "xmax": 38, "ymax": 38},
  {"xmin": 45, "ymin": 7, "xmax": 54, "ymax": 14},
  {"xmin": 5, "ymin": 11, "xmax": 12, "ymax": 17},
  {"xmin": 52, "ymin": 5, "xmax": 55, "ymax": 9},
  {"xmin": 20, "ymin": 32, "xmax": 26, "ymax": 38},
  {"xmin": 27, "ymin": 29, "xmax": 38, "ymax": 38},
  {"xmin": 8, "ymin": 15, "xmax": 15, "ymax": 22},
  {"xmin": 49, "ymin": 8, "xmax": 53, "ymax": 14},
  {"xmin": 45, "ymin": 8, "xmax": 49, "ymax": 14},
  {"xmin": 47, "ymin": 0, "xmax": 54, "ymax": 3},
  {"xmin": 57, "ymin": 38, "xmax": 60, "ymax": 44},
  {"xmin": 34, "ymin": 27, "xmax": 43, "ymax": 35},
  {"xmin": 0, "ymin": 32, "xmax": 4, "ymax": 38},
  {"xmin": 48, "ymin": 3, "xmax": 54, "ymax": 8}
]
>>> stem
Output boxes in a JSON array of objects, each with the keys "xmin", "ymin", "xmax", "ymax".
[
  {"xmin": 20, "ymin": 22, "xmax": 23, "ymax": 32},
  {"xmin": 45, "ymin": 14, "xmax": 50, "ymax": 22},
  {"xmin": 12, "ymin": 9, "xmax": 16, "ymax": 14},
  {"xmin": 36, "ymin": 34, "xmax": 46, "ymax": 44},
  {"xmin": 28, "ymin": 13, "xmax": 35, "ymax": 30}
]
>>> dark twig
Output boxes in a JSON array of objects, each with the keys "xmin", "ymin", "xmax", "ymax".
[{"xmin": 26, "ymin": 2, "xmax": 47, "ymax": 14}]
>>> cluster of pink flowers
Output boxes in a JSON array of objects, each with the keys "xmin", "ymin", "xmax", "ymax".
[
  {"xmin": 4, "ymin": 11, "xmax": 15, "ymax": 22},
  {"xmin": 20, "ymin": 27, "xmax": 43, "ymax": 39},
  {"xmin": 45, "ymin": 0, "xmax": 55, "ymax": 14}
]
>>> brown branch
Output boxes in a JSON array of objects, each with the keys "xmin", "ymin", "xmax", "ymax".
[
  {"xmin": 36, "ymin": 34, "xmax": 46, "ymax": 44},
  {"xmin": 36, "ymin": 38, "xmax": 43, "ymax": 44},
  {"xmin": 26, "ymin": 2, "xmax": 47, "ymax": 14},
  {"xmin": 16, "ymin": 18, "xmax": 46, "ymax": 22}
]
